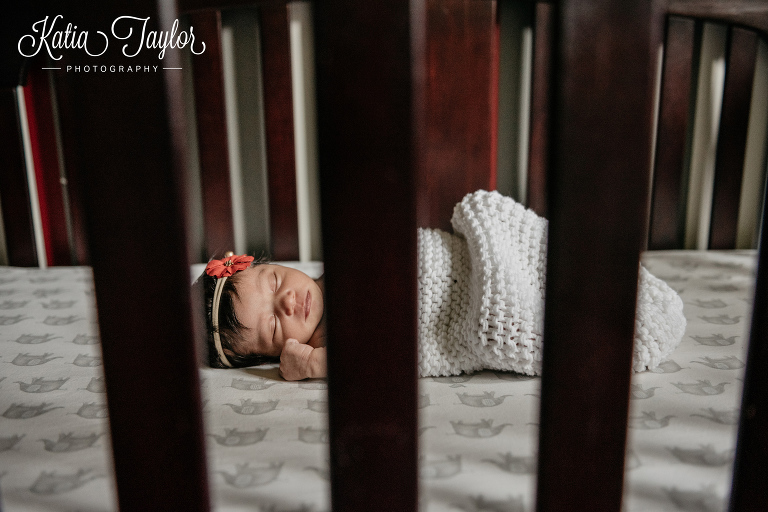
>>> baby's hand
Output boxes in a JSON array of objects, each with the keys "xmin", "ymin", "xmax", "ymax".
[{"xmin": 279, "ymin": 339, "xmax": 315, "ymax": 381}]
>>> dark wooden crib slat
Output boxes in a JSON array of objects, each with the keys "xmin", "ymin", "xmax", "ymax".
[
  {"xmin": 708, "ymin": 26, "xmax": 758, "ymax": 250},
  {"xmin": 649, "ymin": 16, "xmax": 698, "ymax": 250},
  {"xmin": 416, "ymin": 0, "xmax": 497, "ymax": 231},
  {"xmin": 536, "ymin": 1, "xmax": 657, "ymax": 510},
  {"xmin": 189, "ymin": 9, "xmax": 236, "ymax": 259},
  {"xmin": 527, "ymin": 0, "xmax": 554, "ymax": 218},
  {"xmin": 315, "ymin": 0, "xmax": 419, "ymax": 510},
  {"xmin": 729, "ymin": 173, "xmax": 768, "ymax": 510},
  {"xmin": 260, "ymin": 3, "xmax": 300, "ymax": 261},
  {"xmin": 0, "ymin": 88, "xmax": 38, "ymax": 267},
  {"xmin": 58, "ymin": 1, "xmax": 210, "ymax": 509}
]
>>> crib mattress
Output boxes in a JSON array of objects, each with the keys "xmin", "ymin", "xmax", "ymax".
[{"xmin": 0, "ymin": 251, "xmax": 755, "ymax": 512}]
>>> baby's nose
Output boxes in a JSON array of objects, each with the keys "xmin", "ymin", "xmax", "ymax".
[{"xmin": 279, "ymin": 290, "xmax": 296, "ymax": 315}]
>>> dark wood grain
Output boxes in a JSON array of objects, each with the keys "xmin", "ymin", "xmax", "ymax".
[
  {"xmin": 0, "ymin": 88, "xmax": 38, "ymax": 267},
  {"xmin": 24, "ymin": 66, "xmax": 72, "ymax": 265},
  {"xmin": 260, "ymin": 4, "xmax": 300, "ymax": 260},
  {"xmin": 56, "ymin": 1, "xmax": 210, "ymax": 509},
  {"xmin": 536, "ymin": 1, "xmax": 657, "ymax": 510},
  {"xmin": 526, "ymin": 0, "xmax": 554, "ymax": 217},
  {"xmin": 189, "ymin": 10, "xmax": 236, "ymax": 259},
  {"xmin": 708, "ymin": 26, "xmax": 758, "ymax": 249},
  {"xmin": 416, "ymin": 0, "xmax": 497, "ymax": 231},
  {"xmin": 729, "ymin": 167, "xmax": 768, "ymax": 511},
  {"xmin": 314, "ymin": 0, "xmax": 419, "ymax": 510},
  {"xmin": 649, "ymin": 16, "xmax": 699, "ymax": 250}
]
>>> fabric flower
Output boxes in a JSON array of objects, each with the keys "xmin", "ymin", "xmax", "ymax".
[{"xmin": 205, "ymin": 254, "xmax": 254, "ymax": 278}]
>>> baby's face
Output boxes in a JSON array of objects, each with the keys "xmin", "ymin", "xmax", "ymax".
[{"xmin": 232, "ymin": 264, "xmax": 324, "ymax": 357}]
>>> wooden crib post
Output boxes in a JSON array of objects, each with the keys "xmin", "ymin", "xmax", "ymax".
[
  {"xmin": 730, "ymin": 170, "xmax": 768, "ymax": 509},
  {"xmin": 536, "ymin": 1, "xmax": 658, "ymax": 510},
  {"xmin": 314, "ymin": 1, "xmax": 421, "ymax": 510},
  {"xmin": 55, "ymin": 1, "xmax": 210, "ymax": 509}
]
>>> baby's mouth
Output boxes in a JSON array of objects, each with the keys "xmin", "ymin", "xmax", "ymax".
[{"xmin": 305, "ymin": 291, "xmax": 311, "ymax": 321}]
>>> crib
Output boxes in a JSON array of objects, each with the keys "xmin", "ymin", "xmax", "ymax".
[{"xmin": 0, "ymin": 0, "xmax": 767, "ymax": 511}]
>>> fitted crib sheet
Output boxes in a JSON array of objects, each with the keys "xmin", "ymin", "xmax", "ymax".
[{"xmin": 0, "ymin": 251, "xmax": 756, "ymax": 512}]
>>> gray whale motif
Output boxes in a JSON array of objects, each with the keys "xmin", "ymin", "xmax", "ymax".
[
  {"xmin": 30, "ymin": 468, "xmax": 101, "ymax": 495},
  {"xmin": 43, "ymin": 315, "xmax": 81, "ymax": 326},
  {"xmin": 691, "ymin": 408, "xmax": 740, "ymax": 425},
  {"xmin": 76, "ymin": 402, "xmax": 108, "ymax": 419},
  {"xmin": 420, "ymin": 455, "xmax": 461, "ymax": 479},
  {"xmin": 628, "ymin": 411, "xmax": 674, "ymax": 429},
  {"xmin": 690, "ymin": 334, "xmax": 737, "ymax": 346},
  {"xmin": 33, "ymin": 288, "xmax": 65, "ymax": 298},
  {"xmin": 455, "ymin": 495, "xmax": 526, "ymax": 512},
  {"xmin": 3, "ymin": 402, "xmax": 63, "ymax": 419},
  {"xmin": 649, "ymin": 360, "xmax": 683, "ymax": 374},
  {"xmin": 307, "ymin": 399, "xmax": 328, "ymax": 413},
  {"xmin": 42, "ymin": 300, "xmax": 76, "ymax": 309},
  {"xmin": 85, "ymin": 377, "xmax": 106, "ymax": 393},
  {"xmin": 692, "ymin": 356, "xmax": 744, "ymax": 370},
  {"xmin": 14, "ymin": 333, "xmax": 60, "ymax": 345},
  {"xmin": 456, "ymin": 391, "xmax": 512, "ymax": 407},
  {"xmin": 29, "ymin": 275, "xmax": 59, "ymax": 283},
  {"xmin": 0, "ymin": 300, "xmax": 28, "ymax": 309},
  {"xmin": 451, "ymin": 419, "xmax": 512, "ymax": 438},
  {"xmin": 0, "ymin": 434, "xmax": 24, "ymax": 452},
  {"xmin": 630, "ymin": 384, "xmax": 659, "ymax": 399},
  {"xmin": 71, "ymin": 334, "xmax": 100, "ymax": 345},
  {"xmin": 699, "ymin": 315, "xmax": 740, "ymax": 325},
  {"xmin": 40, "ymin": 432, "xmax": 103, "ymax": 453},
  {"xmin": 218, "ymin": 462, "xmax": 282, "ymax": 488},
  {"xmin": 299, "ymin": 426, "xmax": 329, "ymax": 444},
  {"xmin": 708, "ymin": 284, "xmax": 741, "ymax": 292},
  {"xmin": 673, "ymin": 380, "xmax": 729, "ymax": 396},
  {"xmin": 667, "ymin": 444, "xmax": 733, "ymax": 466},
  {"xmin": 689, "ymin": 299, "xmax": 728, "ymax": 309},
  {"xmin": 73, "ymin": 354, "xmax": 102, "ymax": 367},
  {"xmin": 16, "ymin": 377, "xmax": 69, "ymax": 393},
  {"xmin": 229, "ymin": 377, "xmax": 276, "ymax": 391},
  {"xmin": 210, "ymin": 428, "xmax": 268, "ymax": 446},
  {"xmin": 225, "ymin": 399, "xmax": 279, "ymax": 415},
  {"xmin": 482, "ymin": 452, "xmax": 536, "ymax": 474},
  {"xmin": 664, "ymin": 487, "xmax": 723, "ymax": 512},
  {"xmin": 0, "ymin": 314, "xmax": 28, "ymax": 325},
  {"xmin": 12, "ymin": 353, "xmax": 62, "ymax": 366}
]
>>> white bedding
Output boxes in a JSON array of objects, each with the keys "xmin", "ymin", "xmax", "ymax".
[{"xmin": 0, "ymin": 251, "xmax": 755, "ymax": 511}]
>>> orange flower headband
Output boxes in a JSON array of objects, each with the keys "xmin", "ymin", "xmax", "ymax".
[{"xmin": 206, "ymin": 252, "xmax": 254, "ymax": 367}]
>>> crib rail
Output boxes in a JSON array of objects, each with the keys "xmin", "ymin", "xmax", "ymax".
[{"xmin": 1, "ymin": 0, "xmax": 767, "ymax": 511}]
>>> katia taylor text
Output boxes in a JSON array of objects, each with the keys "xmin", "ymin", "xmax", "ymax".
[{"xmin": 18, "ymin": 15, "xmax": 206, "ymax": 60}]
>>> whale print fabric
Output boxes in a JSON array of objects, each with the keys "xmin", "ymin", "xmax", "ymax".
[{"xmin": 0, "ymin": 251, "xmax": 756, "ymax": 511}]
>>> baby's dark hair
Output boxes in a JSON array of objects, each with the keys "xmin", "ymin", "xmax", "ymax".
[{"xmin": 192, "ymin": 254, "xmax": 279, "ymax": 369}]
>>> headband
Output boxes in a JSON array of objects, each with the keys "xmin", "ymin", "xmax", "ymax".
[{"xmin": 205, "ymin": 252, "xmax": 254, "ymax": 368}]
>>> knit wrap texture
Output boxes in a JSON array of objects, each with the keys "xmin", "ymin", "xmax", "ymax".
[{"xmin": 416, "ymin": 190, "xmax": 686, "ymax": 377}]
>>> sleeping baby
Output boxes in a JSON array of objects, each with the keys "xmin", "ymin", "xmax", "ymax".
[{"xmin": 193, "ymin": 190, "xmax": 686, "ymax": 381}]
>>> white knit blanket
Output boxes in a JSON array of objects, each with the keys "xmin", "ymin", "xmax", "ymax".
[{"xmin": 417, "ymin": 190, "xmax": 686, "ymax": 377}]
